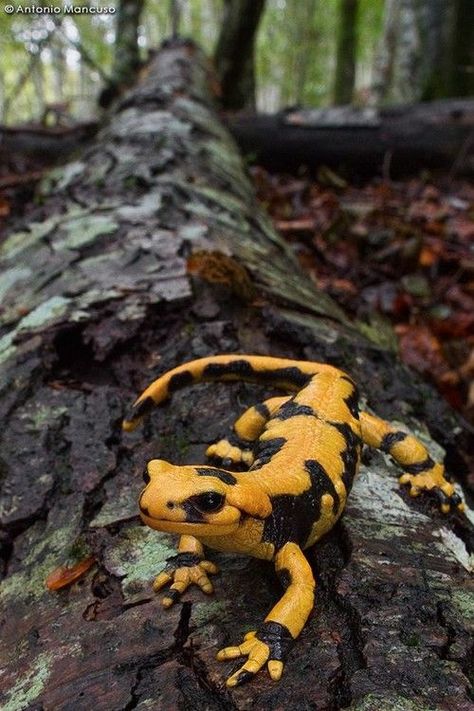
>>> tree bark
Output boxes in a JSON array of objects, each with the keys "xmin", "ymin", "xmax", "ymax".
[
  {"xmin": 227, "ymin": 101, "xmax": 474, "ymax": 176},
  {"xmin": 100, "ymin": 0, "xmax": 145, "ymax": 107},
  {"xmin": 448, "ymin": 0, "xmax": 474, "ymax": 97},
  {"xmin": 372, "ymin": 0, "xmax": 456, "ymax": 104},
  {"xmin": 333, "ymin": 0, "xmax": 359, "ymax": 105},
  {"xmin": 0, "ymin": 41, "xmax": 472, "ymax": 711},
  {"xmin": 213, "ymin": 0, "xmax": 266, "ymax": 110}
]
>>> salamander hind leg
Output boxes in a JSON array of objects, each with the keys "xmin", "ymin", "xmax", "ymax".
[
  {"xmin": 217, "ymin": 542, "xmax": 315, "ymax": 686},
  {"xmin": 360, "ymin": 411, "xmax": 464, "ymax": 513},
  {"xmin": 153, "ymin": 535, "xmax": 218, "ymax": 607},
  {"xmin": 206, "ymin": 396, "xmax": 289, "ymax": 468}
]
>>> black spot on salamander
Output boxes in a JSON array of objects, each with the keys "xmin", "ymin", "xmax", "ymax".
[
  {"xmin": 263, "ymin": 493, "xmax": 306, "ymax": 551},
  {"xmin": 274, "ymin": 401, "xmax": 315, "ymax": 420},
  {"xmin": 195, "ymin": 467, "xmax": 237, "ymax": 485},
  {"xmin": 256, "ymin": 620, "xmax": 295, "ymax": 661},
  {"xmin": 168, "ymin": 370, "xmax": 194, "ymax": 392},
  {"xmin": 340, "ymin": 376, "xmax": 359, "ymax": 418},
  {"xmin": 203, "ymin": 360, "xmax": 255, "ymax": 379},
  {"xmin": 226, "ymin": 431, "xmax": 252, "ymax": 447},
  {"xmin": 126, "ymin": 396, "xmax": 155, "ymax": 422},
  {"xmin": 234, "ymin": 670, "xmax": 255, "ymax": 686},
  {"xmin": 328, "ymin": 422, "xmax": 362, "ymax": 493},
  {"xmin": 263, "ymin": 459, "xmax": 339, "ymax": 550},
  {"xmin": 182, "ymin": 500, "xmax": 205, "ymax": 522},
  {"xmin": 403, "ymin": 457, "xmax": 436, "ymax": 474},
  {"xmin": 165, "ymin": 552, "xmax": 202, "ymax": 570},
  {"xmin": 277, "ymin": 567, "xmax": 292, "ymax": 590},
  {"xmin": 380, "ymin": 431, "xmax": 408, "ymax": 453},
  {"xmin": 259, "ymin": 367, "xmax": 311, "ymax": 388},
  {"xmin": 304, "ymin": 459, "xmax": 341, "ymax": 515},
  {"xmin": 251, "ymin": 437, "xmax": 287, "ymax": 468},
  {"xmin": 163, "ymin": 589, "xmax": 181, "ymax": 603},
  {"xmin": 254, "ymin": 402, "xmax": 270, "ymax": 419}
]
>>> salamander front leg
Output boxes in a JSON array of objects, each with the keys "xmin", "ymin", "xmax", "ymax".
[
  {"xmin": 153, "ymin": 535, "xmax": 218, "ymax": 607},
  {"xmin": 217, "ymin": 542, "xmax": 315, "ymax": 686}
]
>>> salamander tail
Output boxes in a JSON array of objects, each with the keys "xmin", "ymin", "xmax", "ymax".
[{"xmin": 122, "ymin": 354, "xmax": 328, "ymax": 431}]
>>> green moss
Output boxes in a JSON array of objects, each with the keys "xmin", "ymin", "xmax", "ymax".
[
  {"xmin": 357, "ymin": 314, "xmax": 398, "ymax": 351},
  {"xmin": 24, "ymin": 404, "xmax": 68, "ymax": 430},
  {"xmin": 401, "ymin": 633, "xmax": 420, "ymax": 648},
  {"xmin": 451, "ymin": 589, "xmax": 474, "ymax": 623},
  {"xmin": 66, "ymin": 535, "xmax": 92, "ymax": 565},
  {"xmin": 18, "ymin": 296, "xmax": 71, "ymax": 331},
  {"xmin": 54, "ymin": 214, "xmax": 117, "ymax": 251},
  {"xmin": 160, "ymin": 432, "xmax": 190, "ymax": 459},
  {"xmin": 0, "ymin": 516, "xmax": 81, "ymax": 604},
  {"xmin": 192, "ymin": 599, "xmax": 227, "ymax": 626},
  {"xmin": 1, "ymin": 652, "xmax": 54, "ymax": 711},
  {"xmin": 38, "ymin": 161, "xmax": 85, "ymax": 194},
  {"xmin": 123, "ymin": 175, "xmax": 140, "ymax": 189},
  {"xmin": 104, "ymin": 525, "xmax": 175, "ymax": 598},
  {"xmin": 0, "ymin": 332, "xmax": 16, "ymax": 365},
  {"xmin": 350, "ymin": 693, "xmax": 440, "ymax": 711},
  {"xmin": 0, "ymin": 266, "xmax": 32, "ymax": 301}
]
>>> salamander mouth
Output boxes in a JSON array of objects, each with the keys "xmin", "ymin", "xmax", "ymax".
[{"xmin": 139, "ymin": 510, "xmax": 240, "ymax": 536}]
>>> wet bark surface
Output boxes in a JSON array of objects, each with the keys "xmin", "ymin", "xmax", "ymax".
[{"xmin": 0, "ymin": 42, "xmax": 473, "ymax": 711}]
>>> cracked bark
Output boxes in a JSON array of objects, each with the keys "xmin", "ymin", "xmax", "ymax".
[{"xmin": 0, "ymin": 40, "xmax": 473, "ymax": 711}]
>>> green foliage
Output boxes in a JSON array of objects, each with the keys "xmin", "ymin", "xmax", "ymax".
[
  {"xmin": 0, "ymin": 2, "xmax": 116, "ymax": 123},
  {"xmin": 0, "ymin": 0, "xmax": 388, "ymax": 124},
  {"xmin": 257, "ymin": 0, "xmax": 336, "ymax": 109}
]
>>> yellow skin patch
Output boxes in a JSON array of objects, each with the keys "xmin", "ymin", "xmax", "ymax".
[{"xmin": 124, "ymin": 355, "xmax": 464, "ymax": 686}]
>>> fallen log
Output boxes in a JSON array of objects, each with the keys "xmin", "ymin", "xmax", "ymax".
[
  {"xmin": 0, "ymin": 41, "xmax": 472, "ymax": 711},
  {"xmin": 227, "ymin": 101, "xmax": 474, "ymax": 177},
  {"xmin": 0, "ymin": 122, "xmax": 98, "ymax": 163}
]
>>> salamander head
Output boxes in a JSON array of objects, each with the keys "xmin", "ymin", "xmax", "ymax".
[{"xmin": 139, "ymin": 459, "xmax": 271, "ymax": 536}]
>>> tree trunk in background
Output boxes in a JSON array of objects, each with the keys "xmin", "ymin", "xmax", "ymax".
[
  {"xmin": 51, "ymin": 41, "xmax": 66, "ymax": 104},
  {"xmin": 101, "ymin": 0, "xmax": 144, "ymax": 106},
  {"xmin": 333, "ymin": 0, "xmax": 358, "ymax": 104},
  {"xmin": 0, "ymin": 69, "xmax": 4, "ymax": 123},
  {"xmin": 0, "ymin": 41, "xmax": 472, "ymax": 711},
  {"xmin": 31, "ymin": 57, "xmax": 46, "ymax": 121},
  {"xmin": 290, "ymin": 0, "xmax": 319, "ymax": 105},
  {"xmin": 214, "ymin": 0, "xmax": 266, "ymax": 110},
  {"xmin": 373, "ymin": 0, "xmax": 456, "ymax": 104},
  {"xmin": 448, "ymin": 0, "xmax": 474, "ymax": 97}
]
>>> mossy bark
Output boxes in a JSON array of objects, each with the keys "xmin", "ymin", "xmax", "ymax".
[{"xmin": 0, "ymin": 41, "xmax": 472, "ymax": 711}]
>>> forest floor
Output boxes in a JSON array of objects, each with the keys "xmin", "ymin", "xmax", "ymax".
[{"xmin": 250, "ymin": 167, "xmax": 474, "ymax": 432}]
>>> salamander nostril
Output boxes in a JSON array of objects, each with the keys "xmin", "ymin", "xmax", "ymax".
[
  {"xmin": 143, "ymin": 468, "xmax": 151, "ymax": 484},
  {"xmin": 140, "ymin": 505, "xmax": 150, "ymax": 516}
]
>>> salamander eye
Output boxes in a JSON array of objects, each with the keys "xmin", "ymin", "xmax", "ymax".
[
  {"xmin": 142, "ymin": 468, "xmax": 150, "ymax": 484},
  {"xmin": 190, "ymin": 491, "xmax": 225, "ymax": 513}
]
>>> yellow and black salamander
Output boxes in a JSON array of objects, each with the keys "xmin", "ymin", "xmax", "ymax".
[{"xmin": 123, "ymin": 355, "xmax": 464, "ymax": 687}]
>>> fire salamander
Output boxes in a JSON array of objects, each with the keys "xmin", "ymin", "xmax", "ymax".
[{"xmin": 122, "ymin": 355, "xmax": 464, "ymax": 687}]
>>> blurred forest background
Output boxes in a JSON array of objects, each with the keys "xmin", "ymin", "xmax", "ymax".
[{"xmin": 1, "ymin": 0, "xmax": 473, "ymax": 125}]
